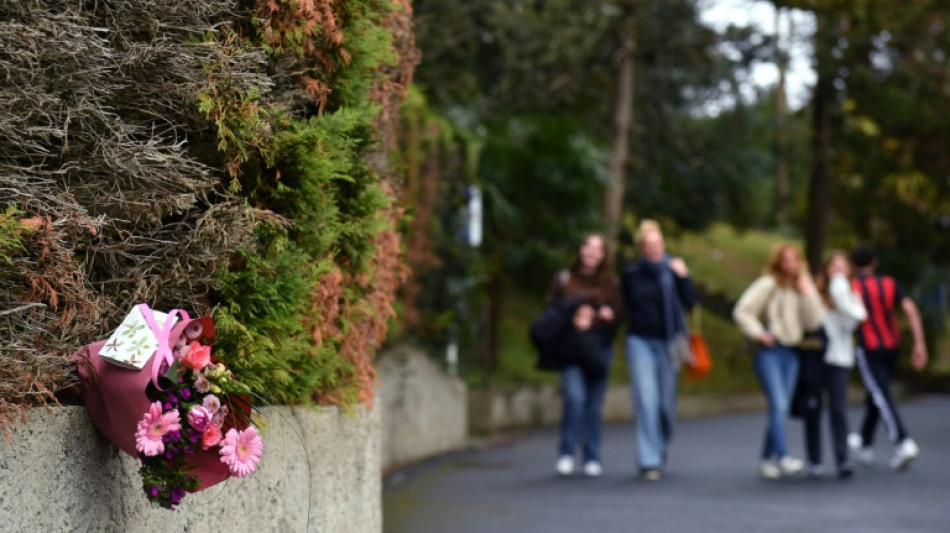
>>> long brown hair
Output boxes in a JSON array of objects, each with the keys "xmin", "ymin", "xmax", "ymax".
[
  {"xmin": 765, "ymin": 242, "xmax": 808, "ymax": 285},
  {"xmin": 816, "ymin": 250, "xmax": 851, "ymax": 309},
  {"xmin": 567, "ymin": 233, "xmax": 617, "ymax": 289}
]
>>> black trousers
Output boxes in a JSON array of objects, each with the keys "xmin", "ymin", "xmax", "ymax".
[
  {"xmin": 802, "ymin": 363, "xmax": 852, "ymax": 468},
  {"xmin": 855, "ymin": 347, "xmax": 909, "ymax": 445}
]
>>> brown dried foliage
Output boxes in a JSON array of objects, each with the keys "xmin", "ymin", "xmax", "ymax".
[
  {"xmin": 0, "ymin": 0, "xmax": 267, "ymax": 431},
  {"xmin": 373, "ymin": 0, "xmax": 420, "ymax": 135},
  {"xmin": 254, "ymin": 0, "xmax": 345, "ymax": 111},
  {"xmin": 311, "ymin": 194, "xmax": 408, "ymax": 407}
]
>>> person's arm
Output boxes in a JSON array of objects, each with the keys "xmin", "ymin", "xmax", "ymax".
[
  {"xmin": 829, "ymin": 275, "xmax": 867, "ymax": 326},
  {"xmin": 597, "ymin": 276, "xmax": 623, "ymax": 325},
  {"xmin": 900, "ymin": 297, "xmax": 928, "ymax": 371},
  {"xmin": 669, "ymin": 257, "xmax": 697, "ymax": 311},
  {"xmin": 733, "ymin": 276, "xmax": 774, "ymax": 345},
  {"xmin": 797, "ymin": 274, "xmax": 826, "ymax": 331}
]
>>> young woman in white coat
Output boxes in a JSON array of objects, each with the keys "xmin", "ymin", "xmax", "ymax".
[{"xmin": 804, "ymin": 251, "xmax": 867, "ymax": 479}]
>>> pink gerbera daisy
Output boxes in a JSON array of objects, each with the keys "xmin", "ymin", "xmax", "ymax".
[
  {"xmin": 135, "ymin": 402, "xmax": 182, "ymax": 456},
  {"xmin": 219, "ymin": 427, "xmax": 263, "ymax": 477}
]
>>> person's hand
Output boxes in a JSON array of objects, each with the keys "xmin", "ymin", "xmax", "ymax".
[
  {"xmin": 597, "ymin": 305, "xmax": 615, "ymax": 323},
  {"xmin": 573, "ymin": 304, "xmax": 595, "ymax": 332},
  {"xmin": 669, "ymin": 257, "xmax": 689, "ymax": 277},
  {"xmin": 759, "ymin": 332, "xmax": 776, "ymax": 347},
  {"xmin": 795, "ymin": 275, "xmax": 815, "ymax": 295},
  {"xmin": 912, "ymin": 342, "xmax": 928, "ymax": 371}
]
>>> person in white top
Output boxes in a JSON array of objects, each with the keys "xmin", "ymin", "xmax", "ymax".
[{"xmin": 803, "ymin": 251, "xmax": 867, "ymax": 479}]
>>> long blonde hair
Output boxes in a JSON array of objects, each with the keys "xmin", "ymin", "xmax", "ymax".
[{"xmin": 634, "ymin": 219, "xmax": 662, "ymax": 249}]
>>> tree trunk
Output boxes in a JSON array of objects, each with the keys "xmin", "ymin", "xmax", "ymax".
[
  {"xmin": 775, "ymin": 7, "xmax": 790, "ymax": 227},
  {"xmin": 605, "ymin": 13, "xmax": 636, "ymax": 255},
  {"xmin": 805, "ymin": 13, "xmax": 835, "ymax": 273}
]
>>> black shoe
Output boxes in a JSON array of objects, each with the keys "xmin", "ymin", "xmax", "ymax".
[{"xmin": 837, "ymin": 463, "xmax": 855, "ymax": 480}]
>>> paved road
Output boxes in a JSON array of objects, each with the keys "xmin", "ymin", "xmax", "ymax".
[{"xmin": 383, "ymin": 396, "xmax": 950, "ymax": 533}]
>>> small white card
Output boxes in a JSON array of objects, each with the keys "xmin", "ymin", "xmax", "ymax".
[{"xmin": 100, "ymin": 306, "xmax": 179, "ymax": 370}]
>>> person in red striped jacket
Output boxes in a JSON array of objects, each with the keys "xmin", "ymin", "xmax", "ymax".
[{"xmin": 848, "ymin": 243, "xmax": 928, "ymax": 471}]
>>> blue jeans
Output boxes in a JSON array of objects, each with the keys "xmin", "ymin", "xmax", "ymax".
[
  {"xmin": 559, "ymin": 348, "xmax": 612, "ymax": 463},
  {"xmin": 754, "ymin": 345, "xmax": 800, "ymax": 460},
  {"xmin": 626, "ymin": 335, "xmax": 678, "ymax": 469}
]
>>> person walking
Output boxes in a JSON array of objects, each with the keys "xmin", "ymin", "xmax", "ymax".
[
  {"xmin": 801, "ymin": 251, "xmax": 867, "ymax": 479},
  {"xmin": 733, "ymin": 243, "xmax": 824, "ymax": 480},
  {"xmin": 545, "ymin": 234, "xmax": 621, "ymax": 477},
  {"xmin": 621, "ymin": 220, "xmax": 695, "ymax": 482},
  {"xmin": 847, "ymin": 243, "xmax": 928, "ymax": 471}
]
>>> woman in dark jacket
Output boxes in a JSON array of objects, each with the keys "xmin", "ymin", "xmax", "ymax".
[
  {"xmin": 621, "ymin": 220, "xmax": 696, "ymax": 482},
  {"xmin": 545, "ymin": 234, "xmax": 621, "ymax": 477}
]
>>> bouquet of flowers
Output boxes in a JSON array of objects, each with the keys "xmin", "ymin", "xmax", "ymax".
[{"xmin": 75, "ymin": 304, "xmax": 262, "ymax": 509}]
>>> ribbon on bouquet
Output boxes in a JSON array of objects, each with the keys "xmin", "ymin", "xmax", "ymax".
[{"xmin": 139, "ymin": 303, "xmax": 190, "ymax": 389}]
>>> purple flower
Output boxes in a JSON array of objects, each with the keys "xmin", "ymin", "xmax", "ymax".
[
  {"xmin": 202, "ymin": 395, "xmax": 221, "ymax": 414},
  {"xmin": 184, "ymin": 321, "xmax": 203, "ymax": 340},
  {"xmin": 149, "ymin": 487, "xmax": 159, "ymax": 497},
  {"xmin": 164, "ymin": 450, "xmax": 173, "ymax": 459},
  {"xmin": 187, "ymin": 405, "xmax": 213, "ymax": 433},
  {"xmin": 168, "ymin": 430, "xmax": 181, "ymax": 442},
  {"xmin": 163, "ymin": 402, "xmax": 172, "ymax": 410},
  {"xmin": 194, "ymin": 376, "xmax": 211, "ymax": 394},
  {"xmin": 181, "ymin": 388, "xmax": 192, "ymax": 400},
  {"xmin": 170, "ymin": 488, "xmax": 186, "ymax": 505}
]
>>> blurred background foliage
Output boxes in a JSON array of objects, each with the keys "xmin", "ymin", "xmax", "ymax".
[{"xmin": 396, "ymin": 0, "xmax": 950, "ymax": 390}]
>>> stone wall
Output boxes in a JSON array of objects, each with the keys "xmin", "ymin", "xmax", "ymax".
[
  {"xmin": 377, "ymin": 346, "xmax": 468, "ymax": 472},
  {"xmin": 0, "ymin": 405, "xmax": 380, "ymax": 533},
  {"xmin": 469, "ymin": 385, "xmax": 772, "ymax": 433},
  {"xmin": 468, "ymin": 384, "xmax": 872, "ymax": 434}
]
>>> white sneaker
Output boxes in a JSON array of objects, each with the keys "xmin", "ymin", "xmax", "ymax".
[
  {"xmin": 848, "ymin": 433, "xmax": 874, "ymax": 464},
  {"xmin": 778, "ymin": 456, "xmax": 805, "ymax": 476},
  {"xmin": 890, "ymin": 438, "xmax": 919, "ymax": 471},
  {"xmin": 759, "ymin": 461, "xmax": 781, "ymax": 480},
  {"xmin": 583, "ymin": 461, "xmax": 603, "ymax": 477},
  {"xmin": 556, "ymin": 456, "xmax": 575, "ymax": 476},
  {"xmin": 805, "ymin": 463, "xmax": 825, "ymax": 478}
]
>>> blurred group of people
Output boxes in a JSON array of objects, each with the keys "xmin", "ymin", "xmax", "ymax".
[{"xmin": 538, "ymin": 221, "xmax": 927, "ymax": 481}]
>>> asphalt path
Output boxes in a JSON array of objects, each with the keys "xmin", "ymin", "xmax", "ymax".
[{"xmin": 383, "ymin": 395, "xmax": 950, "ymax": 533}]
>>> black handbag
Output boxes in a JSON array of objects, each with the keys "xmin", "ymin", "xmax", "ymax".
[
  {"xmin": 530, "ymin": 298, "xmax": 580, "ymax": 371},
  {"xmin": 790, "ymin": 327, "xmax": 828, "ymax": 419}
]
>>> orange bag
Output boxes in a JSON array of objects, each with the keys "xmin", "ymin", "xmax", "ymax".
[
  {"xmin": 685, "ymin": 307, "xmax": 712, "ymax": 381},
  {"xmin": 687, "ymin": 333, "xmax": 712, "ymax": 380}
]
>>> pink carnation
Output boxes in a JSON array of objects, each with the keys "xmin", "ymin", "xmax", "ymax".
[
  {"xmin": 201, "ymin": 425, "xmax": 223, "ymax": 450},
  {"xmin": 187, "ymin": 405, "xmax": 212, "ymax": 432},
  {"xmin": 135, "ymin": 402, "xmax": 181, "ymax": 457},
  {"xmin": 181, "ymin": 341, "xmax": 211, "ymax": 371},
  {"xmin": 219, "ymin": 427, "xmax": 263, "ymax": 477}
]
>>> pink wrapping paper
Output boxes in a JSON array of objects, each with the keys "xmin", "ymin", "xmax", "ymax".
[{"xmin": 75, "ymin": 314, "xmax": 245, "ymax": 492}]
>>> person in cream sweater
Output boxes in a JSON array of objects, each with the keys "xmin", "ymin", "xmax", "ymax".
[{"xmin": 733, "ymin": 243, "xmax": 825, "ymax": 480}]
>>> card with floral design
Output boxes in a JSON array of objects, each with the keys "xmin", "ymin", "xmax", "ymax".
[{"xmin": 101, "ymin": 306, "xmax": 179, "ymax": 369}]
